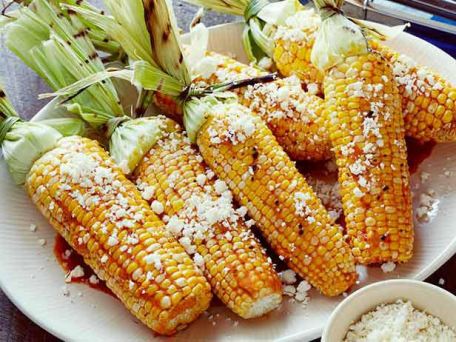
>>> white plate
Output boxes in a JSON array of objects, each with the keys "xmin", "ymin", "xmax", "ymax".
[{"xmin": 1, "ymin": 22, "xmax": 456, "ymax": 342}]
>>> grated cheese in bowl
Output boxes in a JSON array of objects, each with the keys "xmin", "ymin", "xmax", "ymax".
[{"xmin": 344, "ymin": 299, "xmax": 456, "ymax": 341}]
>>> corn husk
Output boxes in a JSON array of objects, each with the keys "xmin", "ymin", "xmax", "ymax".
[
  {"xmin": 183, "ymin": 0, "xmax": 249, "ymax": 17},
  {"xmin": 3, "ymin": 121, "xmax": 63, "ymax": 185},
  {"xmin": 8, "ymin": 0, "xmax": 179, "ymax": 175},
  {"xmin": 0, "ymin": 83, "xmax": 63, "ymax": 185},
  {"xmin": 109, "ymin": 117, "xmax": 168, "ymax": 173},
  {"xmin": 187, "ymin": 23, "xmax": 210, "ymax": 76},
  {"xmin": 257, "ymin": 0, "xmax": 302, "ymax": 26},
  {"xmin": 311, "ymin": 12, "xmax": 366, "ymax": 71},
  {"xmin": 311, "ymin": 0, "xmax": 407, "ymax": 71},
  {"xmin": 142, "ymin": 0, "xmax": 190, "ymax": 85},
  {"xmin": 183, "ymin": 97, "xmax": 212, "ymax": 143},
  {"xmin": 5, "ymin": 0, "xmax": 123, "ymax": 124},
  {"xmin": 62, "ymin": 1, "xmax": 155, "ymax": 66}
]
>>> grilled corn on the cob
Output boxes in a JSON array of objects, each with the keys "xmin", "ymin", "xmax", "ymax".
[
  {"xmin": 195, "ymin": 102, "xmax": 357, "ymax": 295},
  {"xmin": 313, "ymin": 0, "xmax": 413, "ymax": 264},
  {"xmin": 272, "ymin": 7, "xmax": 324, "ymax": 89},
  {"xmin": 371, "ymin": 40, "xmax": 456, "ymax": 143},
  {"xmin": 154, "ymin": 51, "xmax": 332, "ymax": 161},
  {"xmin": 26, "ymin": 137, "xmax": 212, "ymax": 334},
  {"xmin": 133, "ymin": 117, "xmax": 282, "ymax": 318}
]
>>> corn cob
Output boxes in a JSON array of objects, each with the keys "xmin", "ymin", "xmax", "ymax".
[
  {"xmin": 25, "ymin": 136, "xmax": 212, "ymax": 334},
  {"xmin": 154, "ymin": 51, "xmax": 332, "ymax": 161},
  {"xmin": 313, "ymin": 0, "xmax": 413, "ymax": 265},
  {"xmin": 272, "ymin": 8, "xmax": 324, "ymax": 90},
  {"xmin": 133, "ymin": 117, "xmax": 282, "ymax": 318},
  {"xmin": 325, "ymin": 53, "xmax": 414, "ymax": 264},
  {"xmin": 371, "ymin": 40, "xmax": 456, "ymax": 143},
  {"xmin": 271, "ymin": 8, "xmax": 456, "ymax": 144},
  {"xmin": 195, "ymin": 103, "xmax": 357, "ymax": 296}
]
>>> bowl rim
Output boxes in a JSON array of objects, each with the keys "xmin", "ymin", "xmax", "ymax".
[{"xmin": 321, "ymin": 279, "xmax": 456, "ymax": 341}]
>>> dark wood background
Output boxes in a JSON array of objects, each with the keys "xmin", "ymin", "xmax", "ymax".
[{"xmin": 0, "ymin": 1, "xmax": 455, "ymax": 341}]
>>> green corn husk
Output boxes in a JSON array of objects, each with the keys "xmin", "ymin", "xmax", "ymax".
[
  {"xmin": 3, "ymin": 120, "xmax": 62, "ymax": 185},
  {"xmin": 62, "ymin": 1, "xmax": 155, "ymax": 66},
  {"xmin": 0, "ymin": 83, "xmax": 63, "ymax": 185},
  {"xmin": 5, "ymin": 0, "xmax": 123, "ymax": 125},
  {"xmin": 181, "ymin": 0, "xmax": 299, "ymax": 62},
  {"xmin": 142, "ymin": 0, "xmax": 190, "ymax": 84},
  {"xmin": 311, "ymin": 0, "xmax": 407, "ymax": 71},
  {"xmin": 311, "ymin": 0, "xmax": 367, "ymax": 71},
  {"xmin": 5, "ymin": 0, "xmax": 171, "ymax": 175},
  {"xmin": 109, "ymin": 117, "xmax": 166, "ymax": 174},
  {"xmin": 183, "ymin": 0, "xmax": 249, "ymax": 16},
  {"xmin": 59, "ymin": 0, "xmax": 122, "ymax": 56}
]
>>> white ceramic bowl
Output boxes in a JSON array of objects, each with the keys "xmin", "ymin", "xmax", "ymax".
[{"xmin": 322, "ymin": 279, "xmax": 456, "ymax": 341}]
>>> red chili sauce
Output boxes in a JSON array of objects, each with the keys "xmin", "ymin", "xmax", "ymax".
[{"xmin": 54, "ymin": 235, "xmax": 114, "ymax": 297}]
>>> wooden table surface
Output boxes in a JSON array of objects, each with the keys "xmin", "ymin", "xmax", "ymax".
[{"xmin": 1, "ymin": 1, "xmax": 456, "ymax": 342}]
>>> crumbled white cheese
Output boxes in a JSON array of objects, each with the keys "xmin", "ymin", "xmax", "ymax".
[
  {"xmin": 381, "ymin": 262, "xmax": 396, "ymax": 273},
  {"xmin": 196, "ymin": 174, "xmax": 207, "ymax": 186},
  {"xmin": 214, "ymin": 179, "xmax": 228, "ymax": 194},
  {"xmin": 416, "ymin": 191, "xmax": 438, "ymax": 223},
  {"xmin": 344, "ymin": 299, "xmax": 456, "ymax": 341},
  {"xmin": 420, "ymin": 172, "xmax": 430, "ymax": 183},
  {"xmin": 294, "ymin": 192, "xmax": 313, "ymax": 219},
  {"xmin": 89, "ymin": 275, "xmax": 100, "ymax": 285},
  {"xmin": 38, "ymin": 239, "xmax": 46, "ymax": 247},
  {"xmin": 61, "ymin": 285, "xmax": 70, "ymax": 297},
  {"xmin": 193, "ymin": 253, "xmax": 205, "ymax": 271},
  {"xmin": 353, "ymin": 187, "xmax": 364, "ymax": 198},
  {"xmin": 141, "ymin": 186, "xmax": 155, "ymax": 201},
  {"xmin": 151, "ymin": 200, "xmax": 164, "ymax": 215},
  {"xmin": 29, "ymin": 224, "xmax": 37, "ymax": 232},
  {"xmin": 66, "ymin": 265, "xmax": 85, "ymax": 283},
  {"xmin": 281, "ymin": 269, "xmax": 297, "ymax": 285},
  {"xmin": 144, "ymin": 252, "xmax": 163, "ymax": 270}
]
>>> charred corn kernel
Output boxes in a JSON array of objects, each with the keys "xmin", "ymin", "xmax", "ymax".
[
  {"xmin": 371, "ymin": 40, "xmax": 456, "ymax": 142},
  {"xmin": 324, "ymin": 53, "xmax": 414, "ymax": 265},
  {"xmin": 196, "ymin": 103, "xmax": 357, "ymax": 296},
  {"xmin": 133, "ymin": 117, "xmax": 282, "ymax": 318},
  {"xmin": 25, "ymin": 136, "xmax": 212, "ymax": 335},
  {"xmin": 153, "ymin": 51, "xmax": 332, "ymax": 161}
]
